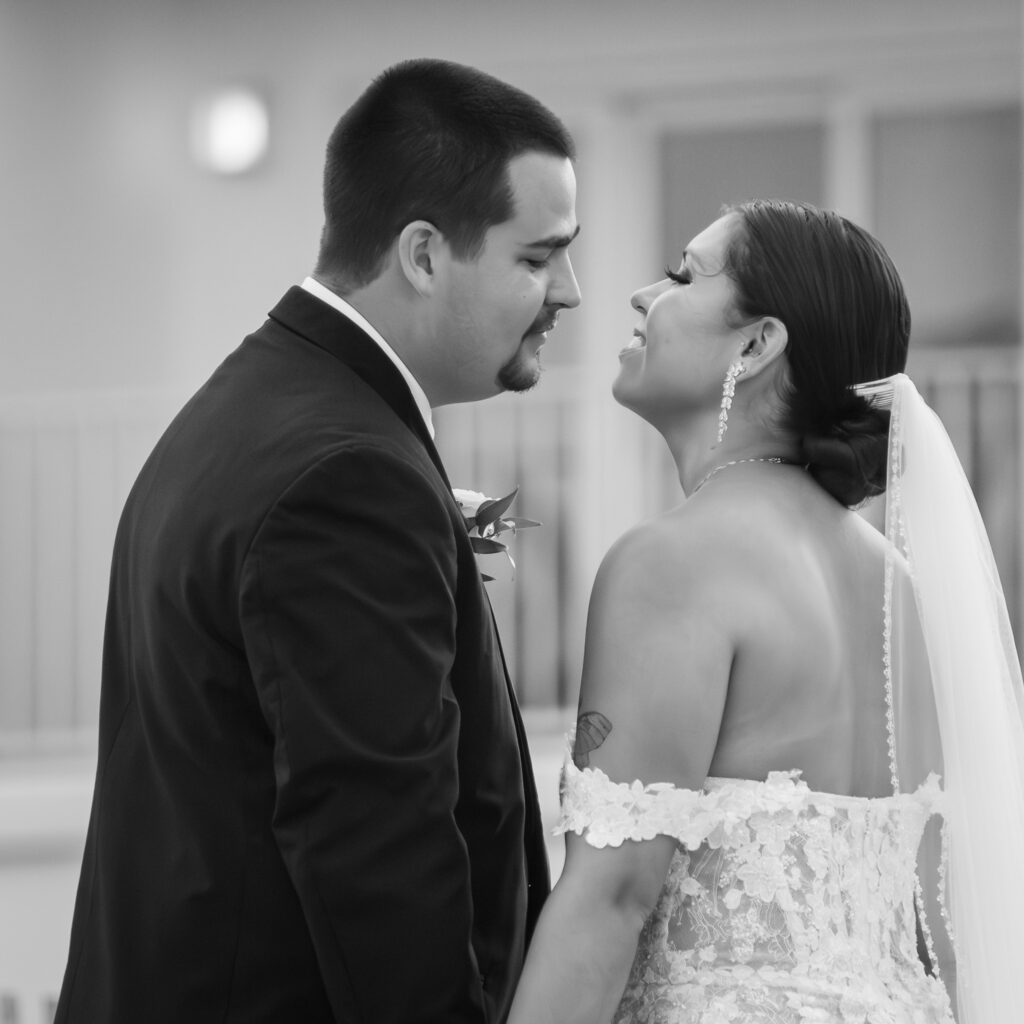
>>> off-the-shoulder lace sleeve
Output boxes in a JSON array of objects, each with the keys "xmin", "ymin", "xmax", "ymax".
[
  {"xmin": 555, "ymin": 748, "xmax": 798, "ymax": 850},
  {"xmin": 556, "ymin": 757, "xmax": 707, "ymax": 848},
  {"xmin": 556, "ymin": 736, "xmax": 944, "ymax": 851}
]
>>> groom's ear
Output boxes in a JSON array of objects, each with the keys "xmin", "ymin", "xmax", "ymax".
[
  {"xmin": 396, "ymin": 220, "xmax": 444, "ymax": 296},
  {"xmin": 738, "ymin": 317, "xmax": 788, "ymax": 379}
]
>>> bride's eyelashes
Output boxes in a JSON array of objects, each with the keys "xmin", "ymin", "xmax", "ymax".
[{"xmin": 664, "ymin": 265, "xmax": 692, "ymax": 285}]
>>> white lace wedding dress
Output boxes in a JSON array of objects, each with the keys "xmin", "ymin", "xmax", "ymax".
[{"xmin": 558, "ymin": 756, "xmax": 955, "ymax": 1024}]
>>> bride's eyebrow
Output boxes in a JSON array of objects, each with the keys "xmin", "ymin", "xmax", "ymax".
[{"xmin": 681, "ymin": 248, "xmax": 711, "ymax": 274}]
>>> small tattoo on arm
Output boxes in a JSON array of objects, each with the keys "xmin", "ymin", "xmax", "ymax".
[{"xmin": 573, "ymin": 711, "xmax": 613, "ymax": 769}]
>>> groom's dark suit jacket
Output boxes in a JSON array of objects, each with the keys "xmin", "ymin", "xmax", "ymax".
[{"xmin": 55, "ymin": 287, "xmax": 550, "ymax": 1024}]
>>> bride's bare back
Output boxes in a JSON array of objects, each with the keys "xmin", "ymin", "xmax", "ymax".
[
  {"xmin": 696, "ymin": 469, "xmax": 891, "ymax": 796},
  {"xmin": 579, "ymin": 462, "xmax": 892, "ymax": 800}
]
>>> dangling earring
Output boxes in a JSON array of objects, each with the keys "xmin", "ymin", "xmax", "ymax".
[{"xmin": 716, "ymin": 361, "xmax": 746, "ymax": 446}]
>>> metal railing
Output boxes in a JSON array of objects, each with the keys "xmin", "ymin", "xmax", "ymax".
[{"xmin": 0, "ymin": 348, "xmax": 1018, "ymax": 752}]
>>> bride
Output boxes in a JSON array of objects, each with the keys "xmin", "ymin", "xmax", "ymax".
[{"xmin": 508, "ymin": 200, "xmax": 1024, "ymax": 1023}]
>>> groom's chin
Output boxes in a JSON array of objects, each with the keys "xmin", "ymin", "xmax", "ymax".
[{"xmin": 497, "ymin": 355, "xmax": 542, "ymax": 394}]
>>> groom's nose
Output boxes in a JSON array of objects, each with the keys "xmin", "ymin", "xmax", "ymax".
[{"xmin": 548, "ymin": 250, "xmax": 581, "ymax": 310}]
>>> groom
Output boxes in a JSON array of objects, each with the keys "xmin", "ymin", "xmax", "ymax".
[{"xmin": 56, "ymin": 59, "xmax": 580, "ymax": 1024}]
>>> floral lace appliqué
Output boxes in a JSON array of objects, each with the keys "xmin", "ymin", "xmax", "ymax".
[{"xmin": 557, "ymin": 753, "xmax": 953, "ymax": 1024}]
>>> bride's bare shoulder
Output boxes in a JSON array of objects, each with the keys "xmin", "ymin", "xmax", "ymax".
[
  {"xmin": 593, "ymin": 482, "xmax": 893, "ymax": 616},
  {"xmin": 590, "ymin": 500, "xmax": 751, "ymax": 612}
]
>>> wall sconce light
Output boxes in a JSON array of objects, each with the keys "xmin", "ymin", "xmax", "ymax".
[{"xmin": 189, "ymin": 87, "xmax": 269, "ymax": 175}]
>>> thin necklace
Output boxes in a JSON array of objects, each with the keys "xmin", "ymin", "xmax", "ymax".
[{"xmin": 691, "ymin": 456, "xmax": 797, "ymax": 494}]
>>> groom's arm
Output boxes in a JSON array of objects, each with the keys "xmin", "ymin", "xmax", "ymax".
[{"xmin": 240, "ymin": 441, "xmax": 488, "ymax": 1024}]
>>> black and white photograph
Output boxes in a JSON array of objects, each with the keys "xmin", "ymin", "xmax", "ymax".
[{"xmin": 1, "ymin": 2, "xmax": 1022, "ymax": 1021}]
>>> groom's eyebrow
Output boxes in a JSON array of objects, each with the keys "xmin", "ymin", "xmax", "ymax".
[{"xmin": 525, "ymin": 224, "xmax": 581, "ymax": 250}]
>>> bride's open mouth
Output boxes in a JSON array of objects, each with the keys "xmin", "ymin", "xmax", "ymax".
[{"xmin": 619, "ymin": 329, "xmax": 646, "ymax": 360}]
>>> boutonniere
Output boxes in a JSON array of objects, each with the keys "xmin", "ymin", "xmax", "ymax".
[{"xmin": 452, "ymin": 487, "xmax": 540, "ymax": 581}]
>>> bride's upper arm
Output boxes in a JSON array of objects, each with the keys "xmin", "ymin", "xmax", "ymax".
[{"xmin": 573, "ymin": 518, "xmax": 734, "ymax": 794}]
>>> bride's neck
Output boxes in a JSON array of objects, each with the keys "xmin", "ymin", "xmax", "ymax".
[{"xmin": 661, "ymin": 413, "xmax": 799, "ymax": 496}]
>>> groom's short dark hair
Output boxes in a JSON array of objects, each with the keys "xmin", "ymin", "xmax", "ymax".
[{"xmin": 315, "ymin": 58, "xmax": 575, "ymax": 290}]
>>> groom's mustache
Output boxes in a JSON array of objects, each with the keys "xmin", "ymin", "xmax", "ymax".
[{"xmin": 526, "ymin": 308, "xmax": 560, "ymax": 337}]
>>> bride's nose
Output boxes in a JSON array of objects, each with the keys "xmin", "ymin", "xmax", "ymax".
[{"xmin": 631, "ymin": 277, "xmax": 668, "ymax": 314}]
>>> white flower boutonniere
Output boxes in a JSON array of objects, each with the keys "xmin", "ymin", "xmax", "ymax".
[{"xmin": 452, "ymin": 486, "xmax": 540, "ymax": 581}]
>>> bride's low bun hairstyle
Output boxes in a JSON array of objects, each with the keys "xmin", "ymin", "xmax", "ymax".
[
  {"xmin": 799, "ymin": 396, "xmax": 891, "ymax": 507},
  {"xmin": 721, "ymin": 200, "xmax": 910, "ymax": 507}
]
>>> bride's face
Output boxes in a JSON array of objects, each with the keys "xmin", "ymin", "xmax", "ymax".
[{"xmin": 613, "ymin": 213, "xmax": 743, "ymax": 423}]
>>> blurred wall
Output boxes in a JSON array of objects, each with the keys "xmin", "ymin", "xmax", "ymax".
[{"xmin": 2, "ymin": 0, "xmax": 1019, "ymax": 397}]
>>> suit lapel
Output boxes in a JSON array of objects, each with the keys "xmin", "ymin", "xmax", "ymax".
[{"xmin": 268, "ymin": 287, "xmax": 451, "ymax": 488}]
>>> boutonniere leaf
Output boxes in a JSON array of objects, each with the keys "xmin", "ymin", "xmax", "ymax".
[
  {"xmin": 475, "ymin": 489, "xmax": 519, "ymax": 530},
  {"xmin": 452, "ymin": 486, "xmax": 540, "ymax": 580},
  {"xmin": 469, "ymin": 536, "xmax": 508, "ymax": 555},
  {"xmin": 491, "ymin": 516, "xmax": 542, "ymax": 535}
]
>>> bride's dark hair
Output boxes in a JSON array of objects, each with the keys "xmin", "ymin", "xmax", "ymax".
[{"xmin": 721, "ymin": 199, "xmax": 910, "ymax": 507}]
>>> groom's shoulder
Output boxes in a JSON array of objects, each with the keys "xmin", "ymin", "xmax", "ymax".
[
  {"xmin": 213, "ymin": 318, "xmax": 378, "ymax": 408},
  {"xmin": 133, "ymin": 344, "xmax": 426, "ymax": 518},
  {"xmin": 183, "ymin": 322, "xmax": 410, "ymax": 447}
]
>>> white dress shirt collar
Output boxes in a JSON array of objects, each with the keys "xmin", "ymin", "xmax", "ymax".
[{"xmin": 300, "ymin": 276, "xmax": 434, "ymax": 439}]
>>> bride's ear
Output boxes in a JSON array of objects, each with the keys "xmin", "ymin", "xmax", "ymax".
[{"xmin": 738, "ymin": 317, "xmax": 788, "ymax": 380}]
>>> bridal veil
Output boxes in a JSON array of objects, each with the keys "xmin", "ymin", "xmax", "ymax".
[{"xmin": 858, "ymin": 373, "xmax": 1024, "ymax": 1022}]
